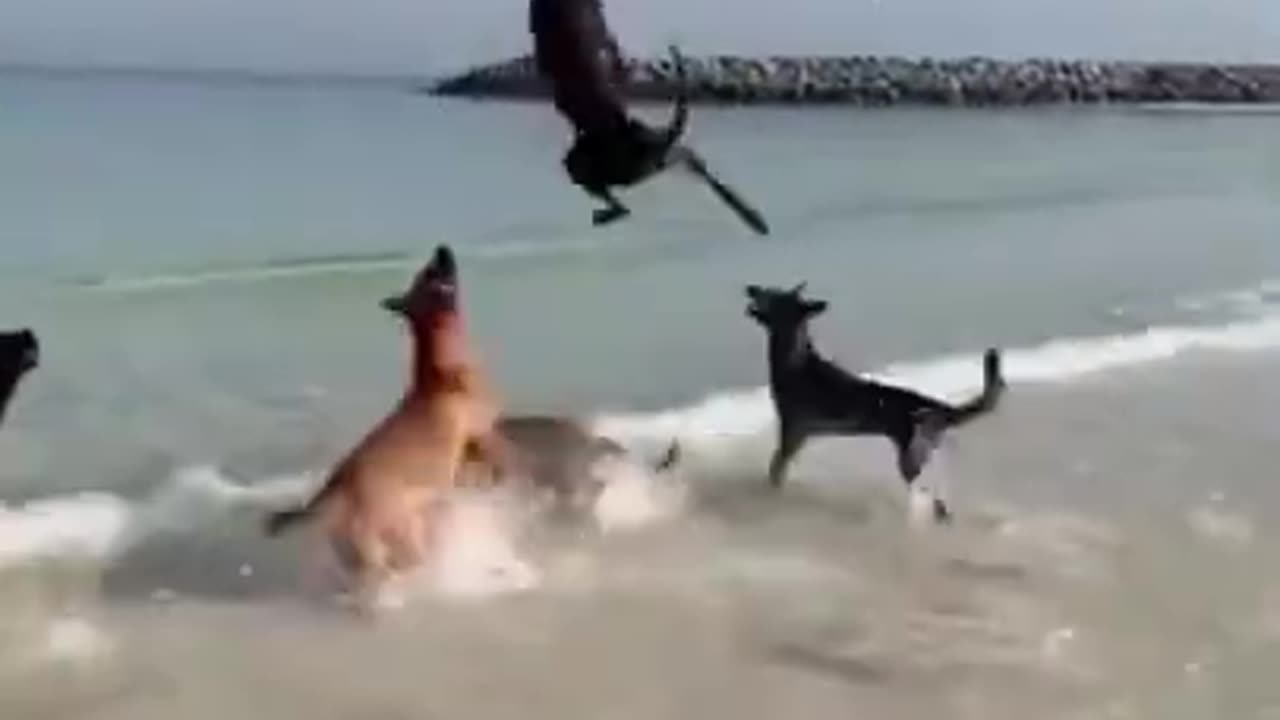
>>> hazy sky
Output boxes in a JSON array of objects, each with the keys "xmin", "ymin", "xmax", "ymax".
[{"xmin": 2, "ymin": 0, "xmax": 1277, "ymax": 76}]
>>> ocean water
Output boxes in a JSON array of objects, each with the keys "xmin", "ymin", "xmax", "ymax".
[{"xmin": 2, "ymin": 68, "xmax": 1280, "ymax": 718}]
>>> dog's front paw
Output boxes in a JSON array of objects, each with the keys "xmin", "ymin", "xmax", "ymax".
[
  {"xmin": 932, "ymin": 497, "xmax": 953, "ymax": 524},
  {"xmin": 592, "ymin": 205, "xmax": 630, "ymax": 226}
]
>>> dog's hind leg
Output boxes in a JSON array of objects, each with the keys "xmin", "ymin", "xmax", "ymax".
[
  {"xmin": 563, "ymin": 138, "xmax": 631, "ymax": 227},
  {"xmin": 768, "ymin": 425, "xmax": 807, "ymax": 490},
  {"xmin": 892, "ymin": 417, "xmax": 950, "ymax": 522},
  {"xmin": 349, "ymin": 531, "xmax": 394, "ymax": 615},
  {"xmin": 589, "ymin": 188, "xmax": 630, "ymax": 226},
  {"xmin": 343, "ymin": 500, "xmax": 408, "ymax": 614},
  {"xmin": 386, "ymin": 507, "xmax": 432, "ymax": 575}
]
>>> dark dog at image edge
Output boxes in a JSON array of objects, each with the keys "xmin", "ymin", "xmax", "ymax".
[
  {"xmin": 745, "ymin": 283, "xmax": 1006, "ymax": 521},
  {"xmin": 0, "ymin": 329, "xmax": 39, "ymax": 427}
]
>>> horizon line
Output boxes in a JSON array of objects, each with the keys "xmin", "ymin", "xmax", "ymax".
[{"xmin": 6, "ymin": 52, "xmax": 1280, "ymax": 87}]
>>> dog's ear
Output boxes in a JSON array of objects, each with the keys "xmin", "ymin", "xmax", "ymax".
[
  {"xmin": 381, "ymin": 295, "xmax": 408, "ymax": 315},
  {"xmin": 803, "ymin": 299, "xmax": 828, "ymax": 316},
  {"xmin": 790, "ymin": 282, "xmax": 807, "ymax": 296}
]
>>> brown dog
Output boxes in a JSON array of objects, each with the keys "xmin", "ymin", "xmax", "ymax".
[{"xmin": 264, "ymin": 245, "xmax": 513, "ymax": 609}]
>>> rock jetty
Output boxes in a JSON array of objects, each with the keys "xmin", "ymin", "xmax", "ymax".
[{"xmin": 427, "ymin": 54, "xmax": 1280, "ymax": 106}]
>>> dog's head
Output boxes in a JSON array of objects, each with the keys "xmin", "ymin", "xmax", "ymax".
[
  {"xmin": 0, "ymin": 328, "xmax": 39, "ymax": 381},
  {"xmin": 381, "ymin": 245, "xmax": 460, "ymax": 324},
  {"xmin": 0, "ymin": 328, "xmax": 38, "ymax": 421},
  {"xmin": 745, "ymin": 283, "xmax": 827, "ymax": 328}
]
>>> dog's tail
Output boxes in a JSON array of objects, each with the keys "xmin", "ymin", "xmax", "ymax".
[
  {"xmin": 658, "ymin": 45, "xmax": 690, "ymax": 154},
  {"xmin": 264, "ymin": 507, "xmax": 311, "ymax": 537},
  {"xmin": 652, "ymin": 438, "xmax": 682, "ymax": 473},
  {"xmin": 591, "ymin": 436, "xmax": 683, "ymax": 474},
  {"xmin": 945, "ymin": 348, "xmax": 1006, "ymax": 427},
  {"xmin": 263, "ymin": 478, "xmax": 335, "ymax": 538},
  {"xmin": 658, "ymin": 46, "xmax": 770, "ymax": 237}
]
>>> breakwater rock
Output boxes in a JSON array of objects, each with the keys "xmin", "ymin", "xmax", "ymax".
[{"xmin": 427, "ymin": 54, "xmax": 1280, "ymax": 106}]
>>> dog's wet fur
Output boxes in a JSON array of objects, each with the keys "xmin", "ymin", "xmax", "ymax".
[
  {"xmin": 745, "ymin": 284, "xmax": 1006, "ymax": 522},
  {"xmin": 528, "ymin": 0, "xmax": 769, "ymax": 234},
  {"xmin": 494, "ymin": 415, "xmax": 681, "ymax": 513},
  {"xmin": 264, "ymin": 245, "xmax": 515, "ymax": 612},
  {"xmin": 0, "ymin": 328, "xmax": 39, "ymax": 426}
]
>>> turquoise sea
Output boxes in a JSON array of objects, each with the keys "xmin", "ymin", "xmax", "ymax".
[{"xmin": 2, "ymin": 68, "xmax": 1279, "ymax": 718}]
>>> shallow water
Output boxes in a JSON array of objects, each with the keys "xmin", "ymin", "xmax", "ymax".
[{"xmin": 2, "ymin": 70, "xmax": 1280, "ymax": 717}]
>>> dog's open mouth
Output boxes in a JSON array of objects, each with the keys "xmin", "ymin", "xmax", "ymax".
[
  {"xmin": 419, "ymin": 247, "xmax": 459, "ymax": 306},
  {"xmin": 426, "ymin": 246, "xmax": 457, "ymax": 283},
  {"xmin": 381, "ymin": 246, "xmax": 460, "ymax": 316}
]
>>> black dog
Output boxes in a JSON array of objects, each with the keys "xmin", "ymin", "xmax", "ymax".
[
  {"xmin": 0, "ymin": 328, "xmax": 39, "ymax": 425},
  {"xmin": 528, "ymin": 0, "xmax": 770, "ymax": 235},
  {"xmin": 745, "ymin": 284, "xmax": 1005, "ymax": 521}
]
